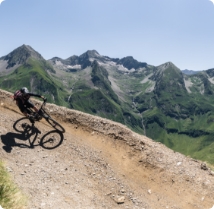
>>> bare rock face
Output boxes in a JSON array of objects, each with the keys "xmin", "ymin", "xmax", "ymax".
[{"xmin": 0, "ymin": 88, "xmax": 214, "ymax": 209}]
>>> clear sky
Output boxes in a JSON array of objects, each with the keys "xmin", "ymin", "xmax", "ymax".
[{"xmin": 0, "ymin": 0, "xmax": 214, "ymax": 71}]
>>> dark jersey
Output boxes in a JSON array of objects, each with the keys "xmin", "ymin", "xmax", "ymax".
[
  {"xmin": 14, "ymin": 90, "xmax": 41, "ymax": 103},
  {"xmin": 14, "ymin": 90, "xmax": 42, "ymax": 113}
]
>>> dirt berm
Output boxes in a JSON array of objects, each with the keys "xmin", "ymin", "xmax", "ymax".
[{"xmin": 0, "ymin": 89, "xmax": 214, "ymax": 209}]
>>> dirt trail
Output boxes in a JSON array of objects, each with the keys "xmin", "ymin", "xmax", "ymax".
[{"xmin": 0, "ymin": 90, "xmax": 214, "ymax": 209}]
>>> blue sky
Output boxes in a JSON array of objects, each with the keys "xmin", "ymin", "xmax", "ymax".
[{"xmin": 0, "ymin": 0, "xmax": 214, "ymax": 71}]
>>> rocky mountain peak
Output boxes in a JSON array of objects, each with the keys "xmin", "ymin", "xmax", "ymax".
[
  {"xmin": 2, "ymin": 44, "xmax": 44, "ymax": 68},
  {"xmin": 79, "ymin": 50, "xmax": 100, "ymax": 59},
  {"xmin": 21, "ymin": 44, "xmax": 43, "ymax": 59},
  {"xmin": 157, "ymin": 62, "xmax": 179, "ymax": 72},
  {"xmin": 182, "ymin": 69, "xmax": 200, "ymax": 75},
  {"xmin": 117, "ymin": 56, "xmax": 147, "ymax": 70},
  {"xmin": 9, "ymin": 44, "xmax": 43, "ymax": 60}
]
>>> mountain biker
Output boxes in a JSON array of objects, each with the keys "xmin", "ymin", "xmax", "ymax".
[{"xmin": 13, "ymin": 87, "xmax": 45, "ymax": 123}]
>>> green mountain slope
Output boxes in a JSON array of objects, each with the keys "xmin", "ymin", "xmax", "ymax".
[
  {"xmin": 133, "ymin": 63, "xmax": 214, "ymax": 163},
  {"xmin": 67, "ymin": 60, "xmax": 143, "ymax": 133},
  {"xmin": 0, "ymin": 45, "xmax": 68, "ymax": 106},
  {"xmin": 2, "ymin": 45, "xmax": 214, "ymax": 164}
]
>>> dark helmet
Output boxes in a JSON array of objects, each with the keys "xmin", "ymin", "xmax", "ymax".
[{"xmin": 20, "ymin": 87, "xmax": 29, "ymax": 94}]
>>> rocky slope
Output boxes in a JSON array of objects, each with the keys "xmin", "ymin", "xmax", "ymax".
[{"xmin": 0, "ymin": 89, "xmax": 214, "ymax": 209}]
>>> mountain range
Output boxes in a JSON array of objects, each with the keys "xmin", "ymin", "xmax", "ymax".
[{"xmin": 1, "ymin": 44, "xmax": 214, "ymax": 164}]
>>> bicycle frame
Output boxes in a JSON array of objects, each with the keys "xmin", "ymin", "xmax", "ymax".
[
  {"xmin": 26, "ymin": 98, "xmax": 65, "ymax": 133},
  {"xmin": 26, "ymin": 98, "xmax": 48, "ymax": 121}
]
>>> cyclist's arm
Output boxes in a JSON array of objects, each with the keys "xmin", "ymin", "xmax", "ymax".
[{"xmin": 28, "ymin": 93, "xmax": 44, "ymax": 99}]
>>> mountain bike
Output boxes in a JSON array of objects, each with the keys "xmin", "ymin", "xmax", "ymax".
[{"xmin": 26, "ymin": 98, "xmax": 65, "ymax": 133}]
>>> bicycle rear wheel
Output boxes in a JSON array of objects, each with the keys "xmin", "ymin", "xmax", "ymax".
[{"xmin": 46, "ymin": 117, "xmax": 65, "ymax": 133}]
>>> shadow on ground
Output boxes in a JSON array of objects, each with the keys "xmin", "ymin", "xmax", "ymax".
[{"xmin": 1, "ymin": 117, "xmax": 64, "ymax": 152}]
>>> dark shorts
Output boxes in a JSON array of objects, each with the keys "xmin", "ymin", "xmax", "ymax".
[{"xmin": 16, "ymin": 99, "xmax": 34, "ymax": 113}]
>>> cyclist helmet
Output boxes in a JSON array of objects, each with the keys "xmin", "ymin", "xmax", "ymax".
[{"xmin": 20, "ymin": 87, "xmax": 29, "ymax": 94}]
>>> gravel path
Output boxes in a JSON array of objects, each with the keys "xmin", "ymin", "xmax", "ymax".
[{"xmin": 0, "ymin": 102, "xmax": 214, "ymax": 209}]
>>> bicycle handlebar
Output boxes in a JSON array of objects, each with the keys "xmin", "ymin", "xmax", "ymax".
[{"xmin": 40, "ymin": 97, "xmax": 47, "ymax": 109}]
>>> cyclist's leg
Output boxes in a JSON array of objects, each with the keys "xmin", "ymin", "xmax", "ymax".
[
  {"xmin": 27, "ymin": 100, "xmax": 40, "ymax": 113},
  {"xmin": 17, "ymin": 99, "xmax": 28, "ymax": 117},
  {"xmin": 16, "ymin": 99, "xmax": 34, "ymax": 123},
  {"xmin": 26, "ymin": 100, "xmax": 42, "ymax": 120},
  {"xmin": 23, "ymin": 101, "xmax": 35, "ymax": 123}
]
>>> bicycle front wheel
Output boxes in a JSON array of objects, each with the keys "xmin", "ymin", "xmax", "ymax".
[
  {"xmin": 40, "ymin": 130, "xmax": 64, "ymax": 149},
  {"xmin": 46, "ymin": 117, "xmax": 65, "ymax": 133}
]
